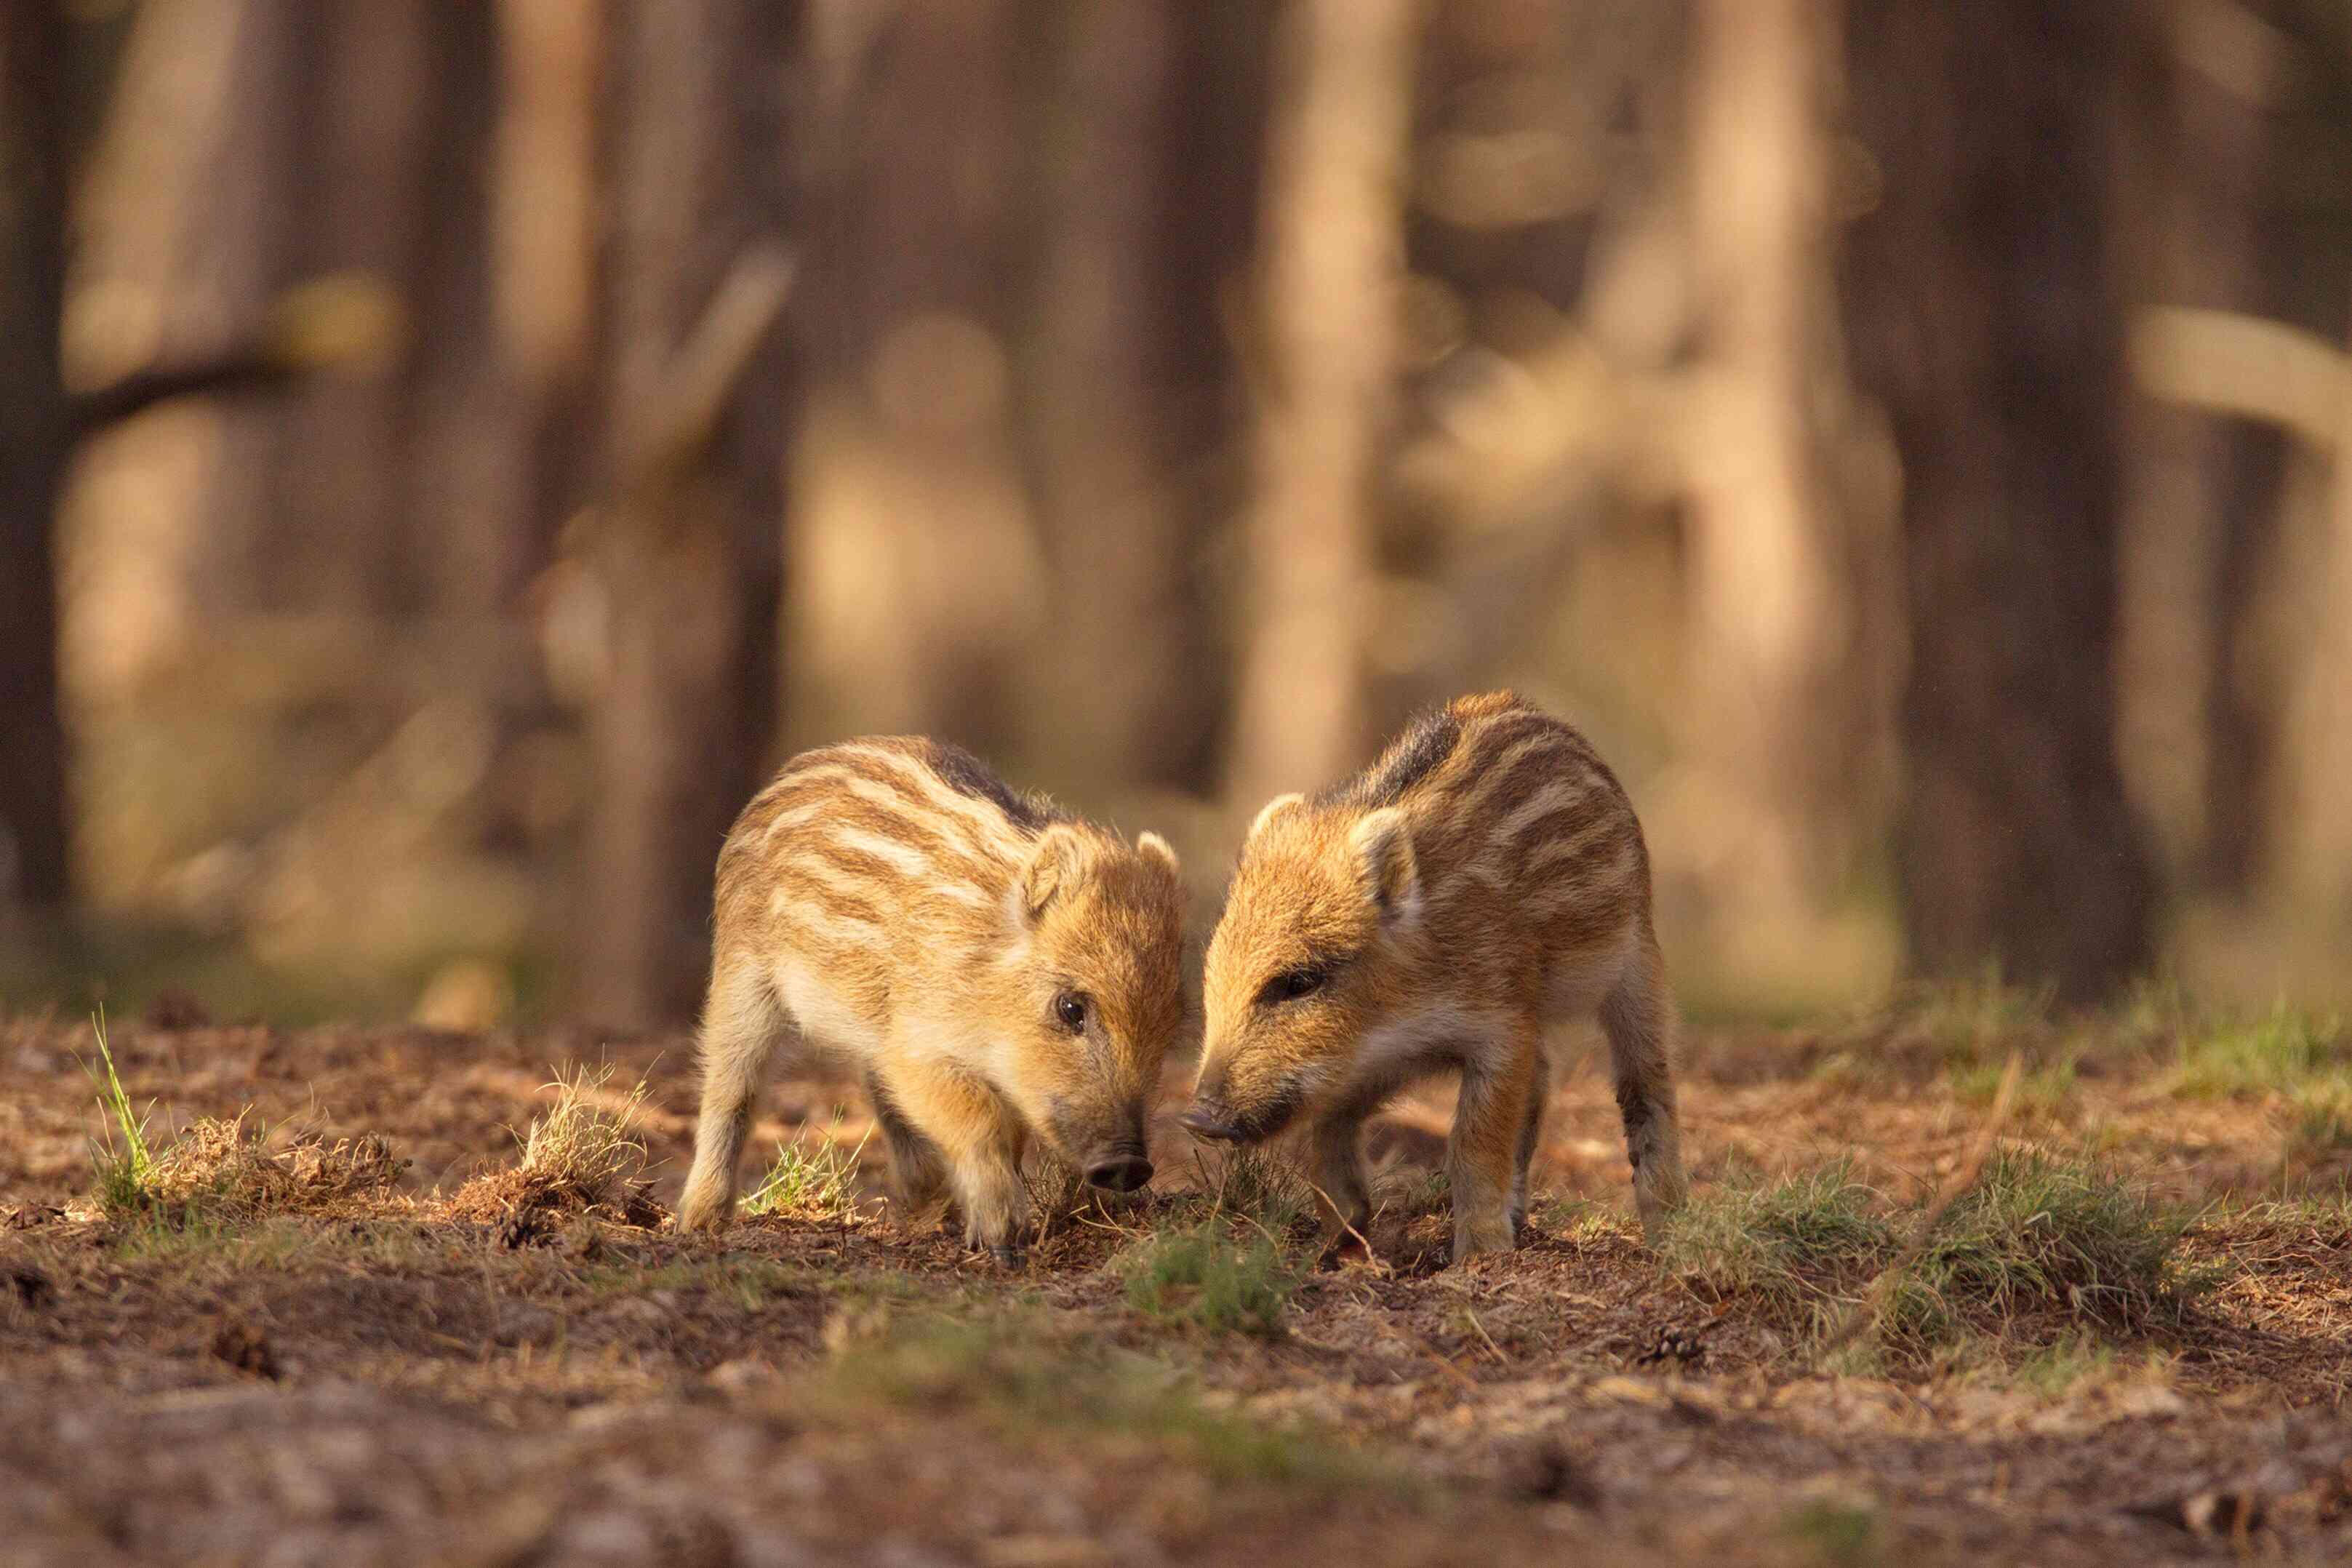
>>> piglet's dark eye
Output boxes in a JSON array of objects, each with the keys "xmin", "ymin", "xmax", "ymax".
[
  {"xmin": 1055, "ymin": 991, "xmax": 1090, "ymax": 1033},
  {"xmin": 1260, "ymin": 967, "xmax": 1326, "ymax": 1006}
]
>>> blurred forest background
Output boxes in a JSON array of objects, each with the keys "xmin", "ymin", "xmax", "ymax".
[{"xmin": 4, "ymin": 0, "xmax": 2351, "ymax": 1031}]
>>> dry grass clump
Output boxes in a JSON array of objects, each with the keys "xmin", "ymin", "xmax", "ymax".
[
  {"xmin": 137, "ymin": 1116, "xmax": 407, "ymax": 1217},
  {"xmin": 282, "ymin": 1132, "xmax": 408, "ymax": 1196},
  {"xmin": 449, "ymin": 1063, "xmax": 661, "ymax": 1231},
  {"xmin": 85, "ymin": 1015, "xmax": 406, "ymax": 1219}
]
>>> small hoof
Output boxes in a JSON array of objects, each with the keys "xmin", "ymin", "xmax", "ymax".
[
  {"xmin": 1316, "ymin": 1230, "xmax": 1373, "ymax": 1271},
  {"xmin": 1179, "ymin": 1109, "xmax": 1243, "ymax": 1143},
  {"xmin": 987, "ymin": 1243, "xmax": 1027, "ymax": 1270},
  {"xmin": 1449, "ymin": 1231, "xmax": 1517, "ymax": 1268}
]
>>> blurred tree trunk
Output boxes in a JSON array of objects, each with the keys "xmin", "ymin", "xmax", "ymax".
[
  {"xmin": 788, "ymin": 0, "xmax": 1047, "ymax": 764},
  {"xmin": 1008, "ymin": 0, "xmax": 1217, "ymax": 796},
  {"xmin": 167, "ymin": 0, "xmax": 311, "ymax": 623},
  {"xmin": 2119, "ymin": 4, "xmax": 2289, "ymax": 897},
  {"xmin": 181, "ymin": 5, "xmax": 500, "ymax": 621},
  {"xmin": 0, "ymin": 1, "xmax": 73, "ymax": 911},
  {"xmin": 487, "ymin": 0, "xmax": 602, "ymax": 605},
  {"xmin": 1151, "ymin": 1, "xmax": 1271, "ymax": 795},
  {"xmin": 2279, "ymin": 275, "xmax": 2352, "ymax": 917},
  {"xmin": 580, "ymin": 1, "xmax": 795, "ymax": 1027},
  {"xmin": 1681, "ymin": 0, "xmax": 1852, "ymax": 924},
  {"xmin": 1844, "ymin": 1, "xmax": 2159, "ymax": 1002},
  {"xmin": 393, "ymin": 5, "xmax": 509, "ymax": 617},
  {"xmin": 2276, "ymin": 20, "xmax": 2352, "ymax": 919},
  {"xmin": 1226, "ymin": 0, "xmax": 1420, "ymax": 807},
  {"xmin": 257, "ymin": 4, "xmax": 434, "ymax": 613},
  {"xmin": 2313, "ymin": 331, "xmax": 2352, "ymax": 902},
  {"xmin": 2201, "ymin": 426, "xmax": 2289, "ymax": 897}
]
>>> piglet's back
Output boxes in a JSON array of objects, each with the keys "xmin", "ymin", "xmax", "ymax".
[
  {"xmin": 713, "ymin": 738, "xmax": 1068, "ymax": 1016},
  {"xmin": 1322, "ymin": 691, "xmax": 1649, "ymax": 962}
]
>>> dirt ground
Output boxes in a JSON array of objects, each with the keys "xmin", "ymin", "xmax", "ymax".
[{"xmin": 5, "ymin": 1007, "xmax": 2352, "ymax": 1566}]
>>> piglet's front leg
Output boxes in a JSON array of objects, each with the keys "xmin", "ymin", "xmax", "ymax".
[
  {"xmin": 1447, "ymin": 1037, "xmax": 1540, "ymax": 1264},
  {"xmin": 1307, "ymin": 1107, "xmax": 1374, "ymax": 1260},
  {"xmin": 889, "ymin": 1062, "xmax": 1033, "ymax": 1266},
  {"xmin": 951, "ymin": 1138, "xmax": 1031, "ymax": 1267}
]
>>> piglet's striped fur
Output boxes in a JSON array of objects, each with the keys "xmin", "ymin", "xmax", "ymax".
[
  {"xmin": 678, "ymin": 737, "xmax": 1187, "ymax": 1261},
  {"xmin": 1186, "ymin": 692, "xmax": 1687, "ymax": 1263}
]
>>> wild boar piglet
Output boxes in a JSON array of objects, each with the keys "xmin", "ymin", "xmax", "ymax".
[
  {"xmin": 678, "ymin": 737, "xmax": 1188, "ymax": 1262},
  {"xmin": 1186, "ymin": 691, "xmax": 1687, "ymax": 1263}
]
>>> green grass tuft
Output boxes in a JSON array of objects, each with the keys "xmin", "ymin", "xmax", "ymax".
[
  {"xmin": 745, "ymin": 1117, "xmax": 871, "ymax": 1221},
  {"xmin": 2171, "ymin": 1007, "xmax": 2345, "ymax": 1100},
  {"xmin": 1656, "ymin": 1161, "xmax": 1893, "ymax": 1340},
  {"xmin": 82, "ymin": 1010, "xmax": 158, "ymax": 1215},
  {"xmin": 2290, "ymin": 1092, "xmax": 2352, "ymax": 1151},
  {"xmin": 1940, "ymin": 1324, "xmax": 2177, "ymax": 1395},
  {"xmin": 1779, "ymin": 1497, "xmax": 1881, "ymax": 1568},
  {"xmin": 1889, "ymin": 1149, "xmax": 2203, "ymax": 1345},
  {"xmin": 1897, "ymin": 968, "xmax": 2056, "ymax": 1067},
  {"xmin": 1949, "ymin": 1056, "xmax": 2076, "ymax": 1116},
  {"xmin": 2004, "ymin": 1331, "xmax": 2126, "ymax": 1397},
  {"xmin": 2283, "ymin": 1084, "xmax": 2352, "ymax": 1180},
  {"xmin": 1662, "ymin": 1152, "xmax": 2204, "ymax": 1361},
  {"xmin": 1115, "ymin": 1217, "xmax": 1303, "ymax": 1337}
]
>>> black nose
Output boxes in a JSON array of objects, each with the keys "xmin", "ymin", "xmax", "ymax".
[
  {"xmin": 1180, "ymin": 1108, "xmax": 1241, "ymax": 1143},
  {"xmin": 1085, "ymin": 1154, "xmax": 1153, "ymax": 1193}
]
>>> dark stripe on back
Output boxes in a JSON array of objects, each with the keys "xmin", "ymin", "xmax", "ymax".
[
  {"xmin": 766, "ymin": 746, "xmax": 924, "ymax": 808},
  {"xmin": 1508, "ymin": 804, "xmax": 1613, "ymax": 869},
  {"xmin": 760, "ymin": 761, "xmax": 915, "ymax": 816},
  {"xmin": 915, "ymin": 738, "xmax": 1067, "ymax": 835},
  {"xmin": 1467, "ymin": 708, "xmax": 1559, "ymax": 761},
  {"xmin": 780, "ymin": 885, "xmax": 893, "ymax": 936},
  {"xmin": 811, "ymin": 796, "xmax": 992, "ymax": 879},
  {"xmin": 1469, "ymin": 729, "xmax": 1580, "ymax": 818},
  {"xmin": 799, "ymin": 836, "xmax": 910, "ymax": 889},
  {"xmin": 1315, "ymin": 704, "xmax": 1465, "ymax": 809}
]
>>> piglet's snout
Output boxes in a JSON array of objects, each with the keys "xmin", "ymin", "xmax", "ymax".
[{"xmin": 1084, "ymin": 1153, "xmax": 1154, "ymax": 1192}]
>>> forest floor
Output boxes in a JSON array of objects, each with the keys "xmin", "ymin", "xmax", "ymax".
[{"xmin": 5, "ymin": 993, "xmax": 2352, "ymax": 1566}]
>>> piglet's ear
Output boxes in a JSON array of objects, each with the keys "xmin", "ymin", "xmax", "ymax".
[
  {"xmin": 1348, "ymin": 807, "xmax": 1420, "ymax": 927},
  {"xmin": 1018, "ymin": 823, "xmax": 1087, "ymax": 923},
  {"xmin": 1247, "ymin": 793, "xmax": 1305, "ymax": 842},
  {"xmin": 1136, "ymin": 831, "xmax": 1181, "ymax": 879}
]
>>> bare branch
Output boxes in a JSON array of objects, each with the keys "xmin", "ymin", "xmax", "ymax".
[
  {"xmin": 623, "ymin": 244, "xmax": 797, "ymax": 503},
  {"xmin": 68, "ymin": 273, "xmax": 402, "ymax": 439},
  {"xmin": 2129, "ymin": 305, "xmax": 2348, "ymax": 451}
]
